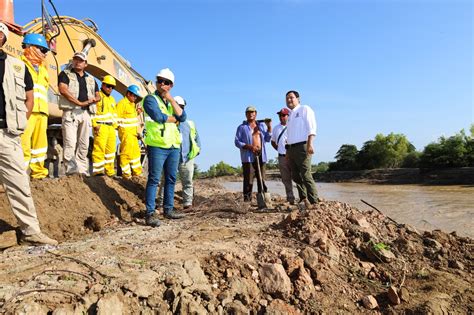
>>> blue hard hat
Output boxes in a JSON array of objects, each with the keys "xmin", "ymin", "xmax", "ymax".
[
  {"xmin": 127, "ymin": 85, "xmax": 141, "ymax": 97},
  {"xmin": 22, "ymin": 33, "xmax": 50, "ymax": 51}
]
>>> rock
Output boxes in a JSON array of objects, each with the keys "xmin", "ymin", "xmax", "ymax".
[
  {"xmin": 299, "ymin": 247, "xmax": 319, "ymax": 273},
  {"xmin": 265, "ymin": 299, "xmax": 301, "ymax": 314},
  {"xmin": 399, "ymin": 287, "xmax": 409, "ymax": 302},
  {"xmin": 307, "ymin": 230, "xmax": 328, "ymax": 248},
  {"xmin": 448, "ymin": 259, "xmax": 465, "ymax": 270},
  {"xmin": 229, "ymin": 278, "xmax": 260, "ymax": 305},
  {"xmin": 14, "ymin": 301, "xmax": 49, "ymax": 314},
  {"xmin": 280, "ymin": 211, "xmax": 299, "ymax": 226},
  {"xmin": 403, "ymin": 224, "xmax": 420, "ymax": 235},
  {"xmin": 259, "ymin": 263, "xmax": 292, "ymax": 299},
  {"xmin": 359, "ymin": 261, "xmax": 375, "ymax": 276},
  {"xmin": 421, "ymin": 293, "xmax": 451, "ymax": 314},
  {"xmin": 326, "ymin": 241, "xmax": 340, "ymax": 263},
  {"xmin": 224, "ymin": 300, "xmax": 248, "ymax": 315},
  {"xmin": 0, "ymin": 230, "xmax": 17, "ymax": 249},
  {"xmin": 349, "ymin": 214, "xmax": 371, "ymax": 228},
  {"xmin": 282, "ymin": 255, "xmax": 304, "ymax": 276},
  {"xmin": 361, "ymin": 295, "xmax": 378, "ymax": 310},
  {"xmin": 378, "ymin": 248, "xmax": 396, "ymax": 263},
  {"xmin": 122, "ymin": 270, "xmax": 159, "ymax": 298},
  {"xmin": 423, "ymin": 238, "xmax": 443, "ymax": 250},
  {"xmin": 52, "ymin": 304, "xmax": 86, "ymax": 315},
  {"xmin": 96, "ymin": 293, "xmax": 124, "ymax": 315},
  {"xmin": 333, "ymin": 226, "xmax": 345, "ymax": 238},
  {"xmin": 387, "ymin": 286, "xmax": 400, "ymax": 305},
  {"xmin": 293, "ymin": 266, "xmax": 315, "ymax": 301},
  {"xmin": 176, "ymin": 293, "xmax": 208, "ymax": 315},
  {"xmin": 84, "ymin": 216, "xmax": 104, "ymax": 231},
  {"xmin": 184, "ymin": 259, "xmax": 209, "ymax": 285}
]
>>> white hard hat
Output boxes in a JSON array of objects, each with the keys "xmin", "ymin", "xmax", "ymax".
[
  {"xmin": 174, "ymin": 96, "xmax": 186, "ymax": 106},
  {"xmin": 0, "ymin": 22, "xmax": 9, "ymax": 40},
  {"xmin": 156, "ymin": 68, "xmax": 175, "ymax": 84}
]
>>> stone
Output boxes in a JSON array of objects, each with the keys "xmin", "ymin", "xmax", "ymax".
[
  {"xmin": 184, "ymin": 259, "xmax": 209, "ymax": 285},
  {"xmin": 122, "ymin": 270, "xmax": 159, "ymax": 298},
  {"xmin": 448, "ymin": 259, "xmax": 465, "ymax": 270},
  {"xmin": 265, "ymin": 299, "xmax": 301, "ymax": 315},
  {"xmin": 403, "ymin": 224, "xmax": 420, "ymax": 235},
  {"xmin": 326, "ymin": 241, "xmax": 340, "ymax": 263},
  {"xmin": 359, "ymin": 261, "xmax": 375, "ymax": 276},
  {"xmin": 387, "ymin": 286, "xmax": 400, "ymax": 305},
  {"xmin": 259, "ymin": 263, "xmax": 292, "ymax": 299},
  {"xmin": 52, "ymin": 304, "xmax": 86, "ymax": 315},
  {"xmin": 224, "ymin": 300, "xmax": 248, "ymax": 315},
  {"xmin": 229, "ymin": 278, "xmax": 260, "ymax": 305},
  {"xmin": 361, "ymin": 295, "xmax": 378, "ymax": 310},
  {"xmin": 176, "ymin": 293, "xmax": 208, "ymax": 315},
  {"xmin": 14, "ymin": 301, "xmax": 49, "ymax": 314},
  {"xmin": 307, "ymin": 230, "xmax": 328, "ymax": 249},
  {"xmin": 293, "ymin": 266, "xmax": 315, "ymax": 301},
  {"xmin": 299, "ymin": 247, "xmax": 319, "ymax": 273},
  {"xmin": 0, "ymin": 230, "xmax": 17, "ymax": 249},
  {"xmin": 282, "ymin": 255, "xmax": 305, "ymax": 276},
  {"xmin": 349, "ymin": 215, "xmax": 371, "ymax": 228},
  {"xmin": 378, "ymin": 248, "xmax": 396, "ymax": 263},
  {"xmin": 423, "ymin": 238, "xmax": 443, "ymax": 250},
  {"xmin": 399, "ymin": 287, "xmax": 409, "ymax": 302},
  {"xmin": 96, "ymin": 293, "xmax": 124, "ymax": 315}
]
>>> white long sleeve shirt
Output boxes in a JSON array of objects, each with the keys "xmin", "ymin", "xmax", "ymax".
[
  {"xmin": 286, "ymin": 104, "xmax": 317, "ymax": 145},
  {"xmin": 271, "ymin": 123, "xmax": 288, "ymax": 155}
]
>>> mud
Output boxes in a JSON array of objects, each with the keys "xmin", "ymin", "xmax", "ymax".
[{"xmin": 0, "ymin": 176, "xmax": 472, "ymax": 314}]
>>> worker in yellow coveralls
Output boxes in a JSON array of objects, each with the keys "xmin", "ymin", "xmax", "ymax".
[
  {"xmin": 20, "ymin": 34, "xmax": 50, "ymax": 179},
  {"xmin": 92, "ymin": 75, "xmax": 117, "ymax": 176},
  {"xmin": 116, "ymin": 85, "xmax": 143, "ymax": 178}
]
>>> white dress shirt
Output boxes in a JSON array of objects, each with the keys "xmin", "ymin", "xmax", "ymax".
[
  {"xmin": 271, "ymin": 123, "xmax": 288, "ymax": 155},
  {"xmin": 286, "ymin": 104, "xmax": 317, "ymax": 145}
]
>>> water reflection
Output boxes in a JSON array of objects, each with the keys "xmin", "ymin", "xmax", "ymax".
[{"xmin": 222, "ymin": 181, "xmax": 474, "ymax": 238}]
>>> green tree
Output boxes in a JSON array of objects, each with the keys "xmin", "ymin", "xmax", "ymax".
[
  {"xmin": 329, "ymin": 144, "xmax": 359, "ymax": 171},
  {"xmin": 205, "ymin": 161, "xmax": 241, "ymax": 177},
  {"xmin": 357, "ymin": 133, "xmax": 415, "ymax": 169},
  {"xmin": 266, "ymin": 158, "xmax": 279, "ymax": 170},
  {"xmin": 313, "ymin": 161, "xmax": 329, "ymax": 173}
]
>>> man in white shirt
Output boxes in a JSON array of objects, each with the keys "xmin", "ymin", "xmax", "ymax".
[
  {"xmin": 285, "ymin": 90, "xmax": 318, "ymax": 207},
  {"xmin": 271, "ymin": 108, "xmax": 295, "ymax": 204}
]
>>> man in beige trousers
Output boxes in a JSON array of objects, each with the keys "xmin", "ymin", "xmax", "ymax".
[{"xmin": 0, "ymin": 23, "xmax": 57, "ymax": 246}]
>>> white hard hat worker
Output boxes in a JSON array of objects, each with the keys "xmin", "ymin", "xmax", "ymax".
[
  {"xmin": 156, "ymin": 68, "xmax": 175, "ymax": 85},
  {"xmin": 174, "ymin": 96, "xmax": 186, "ymax": 107}
]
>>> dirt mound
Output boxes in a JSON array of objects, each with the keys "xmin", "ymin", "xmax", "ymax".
[{"xmin": 0, "ymin": 178, "xmax": 472, "ymax": 314}]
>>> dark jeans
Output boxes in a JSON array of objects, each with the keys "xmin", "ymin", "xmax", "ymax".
[
  {"xmin": 242, "ymin": 155, "xmax": 268, "ymax": 201},
  {"xmin": 287, "ymin": 143, "xmax": 318, "ymax": 204},
  {"xmin": 145, "ymin": 146, "xmax": 180, "ymax": 215}
]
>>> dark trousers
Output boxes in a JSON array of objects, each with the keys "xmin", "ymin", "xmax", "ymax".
[
  {"xmin": 287, "ymin": 143, "xmax": 318, "ymax": 204},
  {"xmin": 242, "ymin": 156, "xmax": 267, "ymax": 201}
]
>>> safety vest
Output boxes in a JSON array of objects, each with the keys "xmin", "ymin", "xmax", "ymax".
[
  {"xmin": 58, "ymin": 69, "xmax": 97, "ymax": 113},
  {"xmin": 21, "ymin": 56, "xmax": 49, "ymax": 115},
  {"xmin": 2, "ymin": 55, "xmax": 28, "ymax": 135},
  {"xmin": 144, "ymin": 94, "xmax": 181, "ymax": 149},
  {"xmin": 116, "ymin": 97, "xmax": 139, "ymax": 129},
  {"xmin": 92, "ymin": 90, "xmax": 117, "ymax": 127},
  {"xmin": 187, "ymin": 120, "xmax": 200, "ymax": 160}
]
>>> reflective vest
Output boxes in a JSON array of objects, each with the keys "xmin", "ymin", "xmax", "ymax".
[
  {"xmin": 144, "ymin": 94, "xmax": 181, "ymax": 149},
  {"xmin": 58, "ymin": 69, "xmax": 97, "ymax": 113},
  {"xmin": 92, "ymin": 90, "xmax": 117, "ymax": 127},
  {"xmin": 21, "ymin": 56, "xmax": 49, "ymax": 115},
  {"xmin": 116, "ymin": 97, "xmax": 139, "ymax": 130},
  {"xmin": 187, "ymin": 120, "xmax": 200, "ymax": 160},
  {"xmin": 2, "ymin": 55, "xmax": 28, "ymax": 135}
]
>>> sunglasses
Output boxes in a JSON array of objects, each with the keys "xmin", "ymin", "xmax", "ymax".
[
  {"xmin": 35, "ymin": 45, "xmax": 49, "ymax": 54},
  {"xmin": 157, "ymin": 78, "xmax": 172, "ymax": 86},
  {"xmin": 105, "ymin": 84, "xmax": 115, "ymax": 89}
]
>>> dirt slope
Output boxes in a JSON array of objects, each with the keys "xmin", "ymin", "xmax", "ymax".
[{"xmin": 0, "ymin": 176, "xmax": 472, "ymax": 314}]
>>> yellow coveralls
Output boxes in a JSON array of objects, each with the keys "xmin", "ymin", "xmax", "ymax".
[
  {"xmin": 20, "ymin": 56, "xmax": 49, "ymax": 179},
  {"xmin": 116, "ymin": 97, "xmax": 142, "ymax": 178},
  {"xmin": 92, "ymin": 90, "xmax": 117, "ymax": 176}
]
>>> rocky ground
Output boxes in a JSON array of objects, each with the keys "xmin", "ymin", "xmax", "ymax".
[{"xmin": 0, "ymin": 176, "xmax": 472, "ymax": 314}]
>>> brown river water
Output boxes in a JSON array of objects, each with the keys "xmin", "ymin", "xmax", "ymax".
[{"xmin": 222, "ymin": 181, "xmax": 474, "ymax": 238}]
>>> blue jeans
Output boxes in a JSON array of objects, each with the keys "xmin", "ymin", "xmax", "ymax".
[{"xmin": 145, "ymin": 146, "xmax": 180, "ymax": 215}]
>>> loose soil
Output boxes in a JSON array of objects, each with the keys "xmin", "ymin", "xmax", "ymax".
[{"xmin": 0, "ymin": 176, "xmax": 472, "ymax": 314}]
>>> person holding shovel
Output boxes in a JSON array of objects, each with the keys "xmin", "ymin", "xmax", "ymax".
[{"xmin": 234, "ymin": 106, "xmax": 272, "ymax": 203}]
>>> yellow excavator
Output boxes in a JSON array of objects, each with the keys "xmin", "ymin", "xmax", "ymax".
[{"xmin": 1, "ymin": 0, "xmax": 153, "ymax": 173}]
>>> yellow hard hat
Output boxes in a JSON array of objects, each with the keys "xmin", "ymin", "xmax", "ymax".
[{"xmin": 102, "ymin": 75, "xmax": 116, "ymax": 86}]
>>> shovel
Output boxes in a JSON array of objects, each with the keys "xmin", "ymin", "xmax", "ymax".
[{"xmin": 254, "ymin": 153, "xmax": 272, "ymax": 209}]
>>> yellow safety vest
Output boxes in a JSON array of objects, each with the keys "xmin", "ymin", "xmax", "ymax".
[
  {"xmin": 144, "ymin": 94, "xmax": 181, "ymax": 149},
  {"xmin": 187, "ymin": 120, "xmax": 200, "ymax": 160},
  {"xmin": 92, "ymin": 90, "xmax": 117, "ymax": 128},
  {"xmin": 21, "ymin": 56, "xmax": 49, "ymax": 115},
  {"xmin": 116, "ymin": 97, "xmax": 139, "ymax": 130}
]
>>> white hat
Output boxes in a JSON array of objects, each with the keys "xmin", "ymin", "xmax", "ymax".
[
  {"xmin": 73, "ymin": 51, "xmax": 87, "ymax": 61},
  {"xmin": 174, "ymin": 96, "xmax": 186, "ymax": 106},
  {"xmin": 156, "ymin": 68, "xmax": 175, "ymax": 84},
  {"xmin": 0, "ymin": 23, "xmax": 9, "ymax": 40}
]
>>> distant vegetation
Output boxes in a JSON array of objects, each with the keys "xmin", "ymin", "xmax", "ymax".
[
  {"xmin": 198, "ymin": 125, "xmax": 473, "ymax": 178},
  {"xmin": 327, "ymin": 125, "xmax": 474, "ymax": 171}
]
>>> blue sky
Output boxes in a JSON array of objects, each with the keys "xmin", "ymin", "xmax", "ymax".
[{"xmin": 13, "ymin": 0, "xmax": 473, "ymax": 170}]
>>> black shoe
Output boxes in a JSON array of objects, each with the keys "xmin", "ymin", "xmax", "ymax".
[
  {"xmin": 164, "ymin": 210, "xmax": 185, "ymax": 220},
  {"xmin": 145, "ymin": 212, "xmax": 161, "ymax": 227}
]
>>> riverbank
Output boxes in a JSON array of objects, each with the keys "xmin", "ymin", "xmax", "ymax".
[
  {"xmin": 0, "ymin": 176, "xmax": 472, "ymax": 313},
  {"xmin": 313, "ymin": 167, "xmax": 474, "ymax": 185}
]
